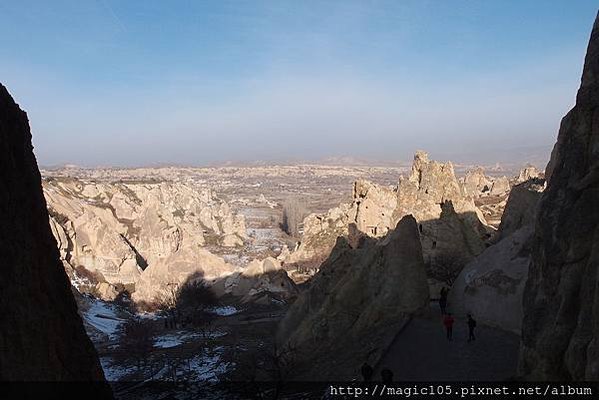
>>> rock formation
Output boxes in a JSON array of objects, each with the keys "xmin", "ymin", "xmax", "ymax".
[
  {"xmin": 393, "ymin": 152, "xmax": 491, "ymax": 263},
  {"xmin": 0, "ymin": 83, "xmax": 109, "ymax": 387},
  {"xmin": 516, "ymin": 165, "xmax": 541, "ymax": 183},
  {"xmin": 519, "ymin": 14, "xmax": 599, "ymax": 380},
  {"xmin": 285, "ymin": 152, "xmax": 493, "ymax": 287},
  {"xmin": 462, "ymin": 167, "xmax": 493, "ymax": 198},
  {"xmin": 490, "ymin": 176, "xmax": 511, "ymax": 196},
  {"xmin": 221, "ymin": 257, "xmax": 299, "ymax": 304},
  {"xmin": 43, "ymin": 177, "xmax": 247, "ymax": 301},
  {"xmin": 277, "ymin": 216, "xmax": 429, "ymax": 380},
  {"xmin": 132, "ymin": 247, "xmax": 238, "ymax": 305},
  {"xmin": 285, "ymin": 203, "xmax": 351, "ymax": 267},
  {"xmin": 450, "ymin": 179, "xmax": 544, "ymax": 333},
  {"xmin": 350, "ymin": 179, "xmax": 397, "ymax": 236},
  {"xmin": 496, "ymin": 178, "xmax": 545, "ymax": 241}
]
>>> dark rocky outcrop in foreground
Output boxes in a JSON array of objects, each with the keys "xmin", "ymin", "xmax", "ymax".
[
  {"xmin": 519, "ymin": 13, "xmax": 599, "ymax": 380},
  {"xmin": 278, "ymin": 215, "xmax": 429, "ymax": 380},
  {"xmin": 0, "ymin": 83, "xmax": 109, "ymax": 386}
]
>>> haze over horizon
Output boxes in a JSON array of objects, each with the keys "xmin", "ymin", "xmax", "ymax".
[{"xmin": 1, "ymin": 1, "xmax": 597, "ymax": 167}]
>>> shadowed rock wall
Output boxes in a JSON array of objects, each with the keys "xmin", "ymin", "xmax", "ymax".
[
  {"xmin": 519, "ymin": 13, "xmax": 599, "ymax": 380},
  {"xmin": 0, "ymin": 83, "xmax": 110, "ymax": 387}
]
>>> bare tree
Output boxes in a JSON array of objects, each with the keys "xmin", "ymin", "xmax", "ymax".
[
  {"xmin": 259, "ymin": 341, "xmax": 300, "ymax": 399},
  {"xmin": 280, "ymin": 198, "xmax": 307, "ymax": 238},
  {"xmin": 157, "ymin": 279, "xmax": 218, "ymax": 329},
  {"xmin": 429, "ymin": 250, "xmax": 469, "ymax": 287},
  {"xmin": 116, "ymin": 318, "xmax": 156, "ymax": 371}
]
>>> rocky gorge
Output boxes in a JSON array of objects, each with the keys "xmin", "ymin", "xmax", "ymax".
[{"xmin": 1, "ymin": 9, "xmax": 597, "ymax": 392}]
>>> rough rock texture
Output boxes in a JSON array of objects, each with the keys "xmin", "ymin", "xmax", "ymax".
[
  {"xmin": 449, "ymin": 227, "xmax": 533, "ymax": 334},
  {"xmin": 278, "ymin": 216, "xmax": 429, "ymax": 380},
  {"xmin": 516, "ymin": 165, "xmax": 541, "ymax": 183},
  {"xmin": 222, "ymin": 257, "xmax": 298, "ymax": 304},
  {"xmin": 490, "ymin": 176, "xmax": 511, "ymax": 196},
  {"xmin": 450, "ymin": 179, "xmax": 544, "ymax": 333},
  {"xmin": 0, "ymin": 83, "xmax": 109, "ymax": 385},
  {"xmin": 462, "ymin": 167, "xmax": 493, "ymax": 198},
  {"xmin": 285, "ymin": 203, "xmax": 351, "ymax": 266},
  {"xmin": 132, "ymin": 247, "xmax": 237, "ymax": 304},
  {"xmin": 496, "ymin": 179, "xmax": 545, "ymax": 241},
  {"xmin": 349, "ymin": 179, "xmax": 397, "ymax": 236},
  {"xmin": 392, "ymin": 152, "xmax": 492, "ymax": 288},
  {"xmin": 44, "ymin": 178, "xmax": 246, "ymax": 289},
  {"xmin": 519, "ymin": 14, "xmax": 599, "ymax": 381},
  {"xmin": 285, "ymin": 151, "xmax": 492, "ymax": 284}
]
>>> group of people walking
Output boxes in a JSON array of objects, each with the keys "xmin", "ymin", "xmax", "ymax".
[
  {"xmin": 360, "ymin": 362, "xmax": 393, "ymax": 384},
  {"xmin": 358, "ymin": 286, "xmax": 480, "ymax": 383},
  {"xmin": 439, "ymin": 286, "xmax": 476, "ymax": 342}
]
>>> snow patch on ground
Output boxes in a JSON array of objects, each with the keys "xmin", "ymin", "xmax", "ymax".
[
  {"xmin": 154, "ymin": 330, "xmax": 227, "ymax": 349},
  {"xmin": 70, "ymin": 273, "xmax": 92, "ymax": 292},
  {"xmin": 137, "ymin": 312, "xmax": 160, "ymax": 320},
  {"xmin": 208, "ymin": 305, "xmax": 239, "ymax": 316},
  {"xmin": 247, "ymin": 227, "xmax": 280, "ymax": 240},
  {"xmin": 83, "ymin": 300, "xmax": 124, "ymax": 339},
  {"xmin": 149, "ymin": 346, "xmax": 231, "ymax": 381},
  {"xmin": 100, "ymin": 357, "xmax": 135, "ymax": 381},
  {"xmin": 190, "ymin": 347, "xmax": 231, "ymax": 381}
]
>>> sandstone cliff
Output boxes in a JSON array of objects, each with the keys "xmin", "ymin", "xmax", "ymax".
[
  {"xmin": 450, "ymin": 179, "xmax": 544, "ymax": 333},
  {"xmin": 286, "ymin": 151, "xmax": 493, "ymax": 290},
  {"xmin": 44, "ymin": 177, "xmax": 246, "ymax": 286},
  {"xmin": 42, "ymin": 176, "xmax": 256, "ymax": 304},
  {"xmin": 277, "ymin": 216, "xmax": 429, "ymax": 380},
  {"xmin": 462, "ymin": 167, "xmax": 493, "ymax": 198},
  {"xmin": 519, "ymin": 13, "xmax": 599, "ymax": 380},
  {"xmin": 0, "ymin": 83, "xmax": 109, "ymax": 387}
]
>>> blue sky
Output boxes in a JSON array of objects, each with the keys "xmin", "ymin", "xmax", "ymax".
[{"xmin": 1, "ymin": 1, "xmax": 597, "ymax": 166}]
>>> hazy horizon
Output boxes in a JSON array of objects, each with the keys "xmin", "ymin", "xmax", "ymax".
[{"xmin": 2, "ymin": 1, "xmax": 597, "ymax": 167}]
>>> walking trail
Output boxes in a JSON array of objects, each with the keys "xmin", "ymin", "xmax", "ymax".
[{"xmin": 374, "ymin": 304, "xmax": 520, "ymax": 381}]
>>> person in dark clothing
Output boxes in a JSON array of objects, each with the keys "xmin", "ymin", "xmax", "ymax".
[
  {"xmin": 381, "ymin": 368, "xmax": 393, "ymax": 384},
  {"xmin": 467, "ymin": 314, "xmax": 477, "ymax": 342},
  {"xmin": 439, "ymin": 287, "xmax": 448, "ymax": 315},
  {"xmin": 443, "ymin": 313, "xmax": 455, "ymax": 341},
  {"xmin": 360, "ymin": 362, "xmax": 374, "ymax": 382}
]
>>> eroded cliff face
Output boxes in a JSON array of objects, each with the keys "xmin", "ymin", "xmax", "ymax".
[
  {"xmin": 285, "ymin": 151, "xmax": 493, "ymax": 289},
  {"xmin": 277, "ymin": 216, "xmax": 429, "ymax": 380},
  {"xmin": 450, "ymin": 179, "xmax": 544, "ymax": 333},
  {"xmin": 519, "ymin": 13, "xmax": 599, "ymax": 380},
  {"xmin": 44, "ymin": 177, "xmax": 246, "ymax": 285},
  {"xmin": 0, "ymin": 84, "xmax": 109, "ymax": 385}
]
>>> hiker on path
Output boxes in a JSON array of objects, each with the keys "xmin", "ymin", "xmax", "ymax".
[
  {"xmin": 467, "ymin": 314, "xmax": 477, "ymax": 342},
  {"xmin": 439, "ymin": 287, "xmax": 449, "ymax": 315},
  {"xmin": 381, "ymin": 368, "xmax": 393, "ymax": 384},
  {"xmin": 360, "ymin": 362, "xmax": 374, "ymax": 382},
  {"xmin": 443, "ymin": 313, "xmax": 455, "ymax": 341}
]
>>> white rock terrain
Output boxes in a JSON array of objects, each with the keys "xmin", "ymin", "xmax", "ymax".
[{"xmin": 43, "ymin": 177, "xmax": 251, "ymax": 301}]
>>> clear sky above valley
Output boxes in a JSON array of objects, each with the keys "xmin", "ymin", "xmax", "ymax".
[{"xmin": 1, "ymin": 1, "xmax": 597, "ymax": 167}]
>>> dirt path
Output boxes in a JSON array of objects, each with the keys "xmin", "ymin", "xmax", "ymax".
[{"xmin": 374, "ymin": 305, "xmax": 520, "ymax": 381}]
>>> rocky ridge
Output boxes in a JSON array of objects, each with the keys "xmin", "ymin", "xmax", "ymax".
[
  {"xmin": 43, "ymin": 176, "xmax": 299, "ymax": 306},
  {"xmin": 284, "ymin": 151, "xmax": 495, "ymax": 291},
  {"xmin": 277, "ymin": 216, "xmax": 429, "ymax": 380}
]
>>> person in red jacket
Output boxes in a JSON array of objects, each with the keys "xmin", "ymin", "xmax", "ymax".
[{"xmin": 443, "ymin": 313, "xmax": 455, "ymax": 341}]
